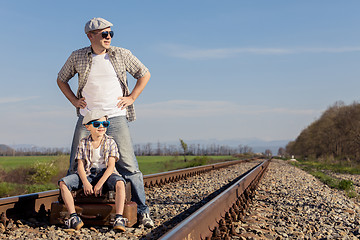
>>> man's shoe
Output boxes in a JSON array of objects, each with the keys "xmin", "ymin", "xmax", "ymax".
[
  {"xmin": 113, "ymin": 216, "xmax": 127, "ymax": 232},
  {"xmin": 65, "ymin": 214, "xmax": 84, "ymax": 230},
  {"xmin": 139, "ymin": 213, "xmax": 154, "ymax": 228}
]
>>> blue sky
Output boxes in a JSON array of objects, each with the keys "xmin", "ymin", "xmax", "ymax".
[{"xmin": 1, "ymin": 1, "xmax": 359, "ymax": 148}]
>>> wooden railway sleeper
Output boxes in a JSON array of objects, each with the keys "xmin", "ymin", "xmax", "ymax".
[
  {"xmin": 219, "ymin": 218, "xmax": 228, "ymax": 232},
  {"xmin": 232, "ymin": 203, "xmax": 241, "ymax": 221},
  {"xmin": 225, "ymin": 212, "xmax": 233, "ymax": 225},
  {"xmin": 210, "ymin": 225, "xmax": 231, "ymax": 240},
  {"xmin": 0, "ymin": 213, "xmax": 7, "ymax": 226},
  {"xmin": 235, "ymin": 200, "xmax": 245, "ymax": 218},
  {"xmin": 229, "ymin": 207, "xmax": 238, "ymax": 222},
  {"xmin": 210, "ymin": 226, "xmax": 222, "ymax": 240}
]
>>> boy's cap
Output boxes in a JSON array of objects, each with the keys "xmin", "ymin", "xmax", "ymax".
[
  {"xmin": 83, "ymin": 110, "xmax": 108, "ymax": 125},
  {"xmin": 85, "ymin": 17, "xmax": 113, "ymax": 34}
]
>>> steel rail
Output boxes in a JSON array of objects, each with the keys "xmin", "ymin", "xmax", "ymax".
[
  {"xmin": 0, "ymin": 189, "xmax": 59, "ymax": 220},
  {"xmin": 0, "ymin": 158, "xmax": 256, "ymax": 220},
  {"xmin": 159, "ymin": 159, "xmax": 270, "ymax": 240},
  {"xmin": 143, "ymin": 158, "xmax": 253, "ymax": 187}
]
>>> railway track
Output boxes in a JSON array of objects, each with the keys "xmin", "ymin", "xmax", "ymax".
[
  {"xmin": 0, "ymin": 158, "xmax": 269, "ymax": 239},
  {"xmin": 159, "ymin": 159, "xmax": 269, "ymax": 240}
]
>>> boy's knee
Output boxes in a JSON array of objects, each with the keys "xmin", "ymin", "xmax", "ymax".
[
  {"xmin": 59, "ymin": 181, "xmax": 68, "ymax": 189},
  {"xmin": 115, "ymin": 180, "xmax": 125, "ymax": 191}
]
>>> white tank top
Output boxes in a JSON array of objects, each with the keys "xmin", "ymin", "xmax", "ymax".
[
  {"xmin": 80, "ymin": 53, "xmax": 127, "ymax": 117},
  {"xmin": 91, "ymin": 146, "xmax": 107, "ymax": 169}
]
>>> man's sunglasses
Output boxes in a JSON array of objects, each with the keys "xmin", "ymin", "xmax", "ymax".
[
  {"xmin": 100, "ymin": 31, "xmax": 114, "ymax": 38},
  {"xmin": 87, "ymin": 120, "xmax": 110, "ymax": 128}
]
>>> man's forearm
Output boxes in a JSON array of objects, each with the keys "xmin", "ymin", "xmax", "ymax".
[
  {"xmin": 57, "ymin": 78, "xmax": 78, "ymax": 105},
  {"xmin": 129, "ymin": 71, "xmax": 150, "ymax": 101},
  {"xmin": 57, "ymin": 78, "xmax": 87, "ymax": 109}
]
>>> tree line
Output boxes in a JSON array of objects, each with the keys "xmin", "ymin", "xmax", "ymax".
[
  {"xmin": 286, "ymin": 101, "xmax": 360, "ymax": 162},
  {"xmin": 0, "ymin": 142, "xmax": 254, "ymax": 157},
  {"xmin": 134, "ymin": 141, "xmax": 254, "ymax": 156},
  {"xmin": 0, "ymin": 146, "xmax": 70, "ymax": 156}
]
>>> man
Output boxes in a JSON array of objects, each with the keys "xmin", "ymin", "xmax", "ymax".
[{"xmin": 57, "ymin": 17, "xmax": 154, "ymax": 228}]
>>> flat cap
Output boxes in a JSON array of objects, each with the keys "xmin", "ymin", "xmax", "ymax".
[
  {"xmin": 84, "ymin": 17, "xmax": 113, "ymax": 34},
  {"xmin": 83, "ymin": 109, "xmax": 108, "ymax": 125}
]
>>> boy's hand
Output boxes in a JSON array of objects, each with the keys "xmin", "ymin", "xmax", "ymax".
[
  {"xmin": 83, "ymin": 182, "xmax": 94, "ymax": 196},
  {"xmin": 94, "ymin": 183, "xmax": 103, "ymax": 197}
]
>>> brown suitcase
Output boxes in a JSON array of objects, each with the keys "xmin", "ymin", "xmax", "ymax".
[
  {"xmin": 49, "ymin": 201, "xmax": 137, "ymax": 227},
  {"xmin": 50, "ymin": 182, "xmax": 137, "ymax": 227}
]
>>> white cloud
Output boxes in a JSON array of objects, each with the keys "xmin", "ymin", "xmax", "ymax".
[
  {"xmin": 297, "ymin": 47, "xmax": 360, "ymax": 53},
  {"xmin": 161, "ymin": 44, "xmax": 360, "ymax": 60},
  {"xmin": 0, "ymin": 96, "xmax": 40, "ymax": 104},
  {"xmin": 136, "ymin": 100, "xmax": 320, "ymax": 118}
]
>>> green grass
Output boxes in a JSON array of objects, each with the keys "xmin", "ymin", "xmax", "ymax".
[
  {"xmin": 0, "ymin": 156, "xmax": 63, "ymax": 170},
  {"xmin": 138, "ymin": 155, "xmax": 237, "ymax": 175},
  {"xmin": 310, "ymin": 170, "xmax": 338, "ymax": 188},
  {"xmin": 290, "ymin": 159, "xmax": 360, "ymax": 175},
  {"xmin": 289, "ymin": 159, "xmax": 358, "ymax": 198},
  {"xmin": 25, "ymin": 183, "xmax": 57, "ymax": 193},
  {"xmin": 0, "ymin": 155, "xmax": 238, "ymax": 174},
  {"xmin": 309, "ymin": 170, "xmax": 356, "ymax": 198},
  {"xmin": 0, "ymin": 182, "xmax": 57, "ymax": 197},
  {"xmin": 0, "ymin": 182, "xmax": 18, "ymax": 197},
  {"xmin": 0, "ymin": 155, "xmax": 241, "ymax": 197}
]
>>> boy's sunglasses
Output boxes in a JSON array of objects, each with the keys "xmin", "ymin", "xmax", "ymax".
[
  {"xmin": 100, "ymin": 31, "xmax": 114, "ymax": 38},
  {"xmin": 87, "ymin": 120, "xmax": 110, "ymax": 128}
]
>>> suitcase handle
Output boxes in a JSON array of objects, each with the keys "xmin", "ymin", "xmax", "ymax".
[{"xmin": 78, "ymin": 213, "xmax": 102, "ymax": 219}]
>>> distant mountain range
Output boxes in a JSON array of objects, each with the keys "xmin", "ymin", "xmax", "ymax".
[
  {"xmin": 0, "ymin": 144, "xmax": 70, "ymax": 155},
  {"xmin": 200, "ymin": 138, "xmax": 290, "ymax": 154},
  {"xmin": 137, "ymin": 138, "xmax": 291, "ymax": 154},
  {"xmin": 8, "ymin": 144, "xmax": 37, "ymax": 150}
]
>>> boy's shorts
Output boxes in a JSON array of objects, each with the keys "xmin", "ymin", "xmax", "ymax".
[{"xmin": 59, "ymin": 168, "xmax": 126, "ymax": 192}]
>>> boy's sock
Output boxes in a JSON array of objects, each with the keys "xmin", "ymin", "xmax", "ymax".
[
  {"xmin": 70, "ymin": 213, "xmax": 78, "ymax": 218},
  {"xmin": 115, "ymin": 214, "xmax": 123, "ymax": 219}
]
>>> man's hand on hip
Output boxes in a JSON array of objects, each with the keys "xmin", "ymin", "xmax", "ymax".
[
  {"xmin": 117, "ymin": 96, "xmax": 134, "ymax": 110},
  {"xmin": 72, "ymin": 97, "xmax": 87, "ymax": 109}
]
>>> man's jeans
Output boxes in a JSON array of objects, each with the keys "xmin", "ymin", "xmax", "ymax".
[{"xmin": 67, "ymin": 115, "xmax": 149, "ymax": 215}]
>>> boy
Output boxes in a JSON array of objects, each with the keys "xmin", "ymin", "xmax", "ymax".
[{"xmin": 58, "ymin": 110, "xmax": 127, "ymax": 231}]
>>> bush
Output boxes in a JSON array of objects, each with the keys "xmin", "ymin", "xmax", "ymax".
[
  {"xmin": 29, "ymin": 161, "xmax": 58, "ymax": 184},
  {"xmin": 338, "ymin": 179, "xmax": 353, "ymax": 191},
  {"xmin": 0, "ymin": 182, "xmax": 18, "ymax": 197},
  {"xmin": 194, "ymin": 156, "xmax": 209, "ymax": 164},
  {"xmin": 311, "ymin": 171, "xmax": 338, "ymax": 188},
  {"xmin": 3, "ymin": 167, "xmax": 32, "ymax": 183},
  {"xmin": 25, "ymin": 183, "xmax": 57, "ymax": 193},
  {"xmin": 346, "ymin": 190, "xmax": 358, "ymax": 198},
  {"xmin": 185, "ymin": 156, "xmax": 210, "ymax": 168}
]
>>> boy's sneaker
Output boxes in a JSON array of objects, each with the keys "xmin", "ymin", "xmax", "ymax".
[
  {"xmin": 139, "ymin": 213, "xmax": 154, "ymax": 228},
  {"xmin": 65, "ymin": 214, "xmax": 84, "ymax": 230},
  {"xmin": 113, "ymin": 216, "xmax": 127, "ymax": 232}
]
